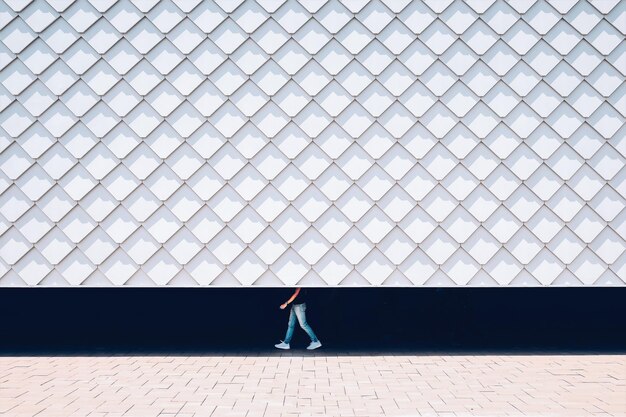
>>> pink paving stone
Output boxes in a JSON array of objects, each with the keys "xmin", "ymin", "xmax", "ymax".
[{"xmin": 0, "ymin": 354, "xmax": 624, "ymax": 416}]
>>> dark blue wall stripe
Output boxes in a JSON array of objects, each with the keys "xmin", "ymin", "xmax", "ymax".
[{"xmin": 1, "ymin": 288, "xmax": 624, "ymax": 353}]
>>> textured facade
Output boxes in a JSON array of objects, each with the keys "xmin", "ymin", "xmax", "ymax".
[{"xmin": 0, "ymin": 0, "xmax": 624, "ymax": 287}]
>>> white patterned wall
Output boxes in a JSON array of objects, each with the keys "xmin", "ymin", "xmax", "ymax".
[{"xmin": 0, "ymin": 0, "xmax": 625, "ymax": 287}]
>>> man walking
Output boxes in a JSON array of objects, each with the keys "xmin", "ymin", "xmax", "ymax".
[{"xmin": 275, "ymin": 287, "xmax": 322, "ymax": 350}]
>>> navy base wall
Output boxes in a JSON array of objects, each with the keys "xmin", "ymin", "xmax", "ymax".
[{"xmin": 1, "ymin": 288, "xmax": 624, "ymax": 353}]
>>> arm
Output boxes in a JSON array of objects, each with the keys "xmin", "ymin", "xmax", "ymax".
[{"xmin": 280, "ymin": 288, "xmax": 300, "ymax": 309}]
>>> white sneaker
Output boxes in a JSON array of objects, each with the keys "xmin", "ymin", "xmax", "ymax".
[
  {"xmin": 307, "ymin": 340, "xmax": 322, "ymax": 350},
  {"xmin": 274, "ymin": 341, "xmax": 290, "ymax": 350}
]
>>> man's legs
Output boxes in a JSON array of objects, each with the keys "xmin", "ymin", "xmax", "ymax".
[
  {"xmin": 293, "ymin": 303, "xmax": 319, "ymax": 343},
  {"xmin": 283, "ymin": 305, "xmax": 297, "ymax": 344}
]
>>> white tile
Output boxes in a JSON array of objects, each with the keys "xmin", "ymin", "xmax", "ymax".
[
  {"xmin": 105, "ymin": 0, "xmax": 142, "ymax": 33},
  {"xmin": 63, "ymin": 0, "xmax": 99, "ymax": 32},
  {"xmin": 483, "ymin": 40, "xmax": 519, "ymax": 76},
  {"xmin": 565, "ymin": 40, "xmax": 603, "ymax": 76},
  {"xmin": 142, "ymin": 248, "xmax": 181, "ymax": 284},
  {"xmin": 590, "ymin": 0, "xmax": 621, "ymax": 13},
  {"xmin": 167, "ymin": 18, "xmax": 204, "ymax": 54},
  {"xmin": 270, "ymin": 248, "xmax": 309, "ymax": 283},
  {"xmin": 231, "ymin": 38, "xmax": 268, "ymax": 75},
  {"xmin": 357, "ymin": 80, "xmax": 394, "ymax": 117},
  {"xmin": 564, "ymin": 1, "xmax": 602, "ymax": 35},
  {"xmin": 292, "ymin": 227, "xmax": 330, "ymax": 264},
  {"xmin": 440, "ymin": 1, "xmax": 477, "ymax": 34},
  {"xmin": 335, "ymin": 226, "xmax": 372, "ymax": 264},
  {"xmin": 461, "ymin": 19, "xmax": 498, "ymax": 56},
  {"xmin": 146, "ymin": 0, "xmax": 183, "ymax": 33},
  {"xmin": 421, "ymin": 61, "xmax": 457, "ymax": 98},
  {"xmin": 267, "ymin": 205, "xmax": 305, "ymax": 244},
  {"xmin": 400, "ymin": 164, "xmax": 436, "ymax": 203},
  {"xmin": 335, "ymin": 20, "xmax": 374, "ymax": 55},
  {"xmin": 84, "ymin": 59, "xmax": 122, "ymax": 95},
  {"xmin": 250, "ymin": 60, "xmax": 289, "ymax": 95},
  {"xmin": 81, "ymin": 142, "xmax": 119, "ymax": 181},
  {"xmin": 421, "ymin": 19, "xmax": 457, "ymax": 55},
  {"xmin": 231, "ymin": 0, "xmax": 268, "ymax": 33},
  {"xmin": 313, "ymin": 80, "xmax": 352, "ymax": 117},
  {"xmin": 22, "ymin": 1, "xmax": 57, "ymax": 33},
  {"xmin": 274, "ymin": 162, "xmax": 309, "ymax": 201},
  {"xmin": 440, "ymin": 40, "xmax": 478, "ymax": 77},
  {"xmin": 272, "ymin": 3, "xmax": 308, "ymax": 33},
  {"xmin": 251, "ymin": 144, "xmax": 289, "ymax": 181},
  {"xmin": 56, "ymin": 205, "xmax": 95, "ymax": 245},
  {"xmin": 545, "ymin": 20, "xmax": 582, "ymax": 55},
  {"xmin": 398, "ymin": 1, "xmax": 436, "ymax": 33},
  {"xmin": 524, "ymin": 81, "xmax": 564, "ymax": 119},
  {"xmin": 440, "ymin": 81, "xmax": 479, "ymax": 118},
  {"xmin": 229, "ymin": 123, "xmax": 267, "ymax": 159},
  {"xmin": 229, "ymin": 248, "xmax": 266, "ymax": 284},
  {"xmin": 214, "ymin": 0, "xmax": 245, "ymax": 13},
  {"xmin": 103, "ymin": 39, "xmax": 143, "ymax": 77},
  {"xmin": 589, "ymin": 144, "xmax": 624, "ymax": 181},
  {"xmin": 187, "ymin": 40, "xmax": 226, "ymax": 76},
  {"xmin": 545, "ymin": 102, "xmax": 584, "ymax": 138},
  {"xmin": 521, "ymin": 3, "xmax": 558, "ymax": 35},
  {"xmin": 56, "ymin": 248, "xmax": 95, "ymax": 284},
  {"xmin": 84, "ymin": 17, "xmax": 121, "ymax": 54},
  {"xmin": 252, "ymin": 101, "xmax": 290, "ymax": 137},
  {"xmin": 398, "ymin": 82, "xmax": 436, "ymax": 120},
  {"xmin": 587, "ymin": 102, "xmax": 623, "ymax": 139},
  {"xmin": 277, "ymin": 41, "xmax": 311, "ymax": 77},
  {"xmin": 484, "ymin": 248, "xmax": 523, "ymax": 285},
  {"xmin": 189, "ymin": 81, "xmax": 227, "ymax": 117},
  {"xmin": 420, "ymin": 227, "xmax": 459, "ymax": 265},
  {"xmin": 82, "ymin": 101, "xmax": 120, "ymax": 137},
  {"xmin": 379, "ymin": 101, "xmax": 417, "ymax": 139},
  {"xmin": 272, "ymin": 79, "xmax": 309, "ymax": 117},
  {"xmin": 250, "ymin": 18, "xmax": 288, "ymax": 54},
  {"xmin": 40, "ymin": 102, "xmax": 78, "ymax": 139},
  {"xmin": 420, "ymin": 101, "xmax": 458, "ymax": 139},
  {"xmin": 356, "ymin": 39, "xmax": 390, "ymax": 75},
  {"xmin": 460, "ymin": 61, "xmax": 496, "ymax": 98},
  {"xmin": 442, "ymin": 249, "xmax": 480, "ymax": 284},
  {"xmin": 313, "ymin": 248, "xmax": 351, "ymax": 284},
  {"xmin": 356, "ymin": 248, "xmax": 394, "ymax": 284},
  {"xmin": 588, "ymin": 61, "xmax": 623, "ymax": 97},
  {"xmin": 566, "ymin": 82, "xmax": 604, "ymax": 117},
  {"xmin": 18, "ymin": 80, "xmax": 56, "ymax": 117},
  {"xmin": 378, "ymin": 18, "xmax": 413, "ymax": 54},
  {"xmin": 2, "ymin": 17, "xmax": 37, "ymax": 53},
  {"xmin": 483, "ymin": 0, "xmax": 518, "ymax": 34},
  {"xmin": 588, "ymin": 19, "xmax": 622, "ymax": 55},
  {"xmin": 541, "ymin": 62, "xmax": 579, "ymax": 98},
  {"xmin": 20, "ymin": 38, "xmax": 56, "ymax": 75},
  {"xmin": 1, "ymin": 60, "xmax": 36, "ymax": 96},
  {"xmin": 503, "ymin": 19, "xmax": 540, "ymax": 55},
  {"xmin": 293, "ymin": 19, "xmax": 331, "ymax": 54},
  {"xmin": 82, "ymin": 226, "xmax": 117, "ymax": 265},
  {"xmin": 293, "ymin": 143, "xmax": 332, "ymax": 180},
  {"xmin": 60, "ymin": 80, "xmax": 99, "ymax": 117},
  {"xmin": 443, "ymin": 125, "xmax": 479, "ymax": 162},
  {"xmin": 503, "ymin": 102, "xmax": 540, "ymax": 139}
]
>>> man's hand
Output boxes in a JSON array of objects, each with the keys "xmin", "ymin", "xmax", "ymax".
[{"xmin": 280, "ymin": 303, "xmax": 288, "ymax": 310}]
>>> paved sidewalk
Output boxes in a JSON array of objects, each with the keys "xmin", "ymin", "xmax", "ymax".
[{"xmin": 0, "ymin": 353, "xmax": 624, "ymax": 417}]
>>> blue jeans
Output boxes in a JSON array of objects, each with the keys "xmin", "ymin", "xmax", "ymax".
[{"xmin": 284, "ymin": 303, "xmax": 318, "ymax": 343}]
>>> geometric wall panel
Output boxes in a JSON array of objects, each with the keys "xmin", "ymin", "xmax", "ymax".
[{"xmin": 0, "ymin": 0, "xmax": 624, "ymax": 286}]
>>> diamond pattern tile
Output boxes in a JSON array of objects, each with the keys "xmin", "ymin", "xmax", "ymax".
[{"xmin": 0, "ymin": 1, "xmax": 624, "ymax": 287}]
